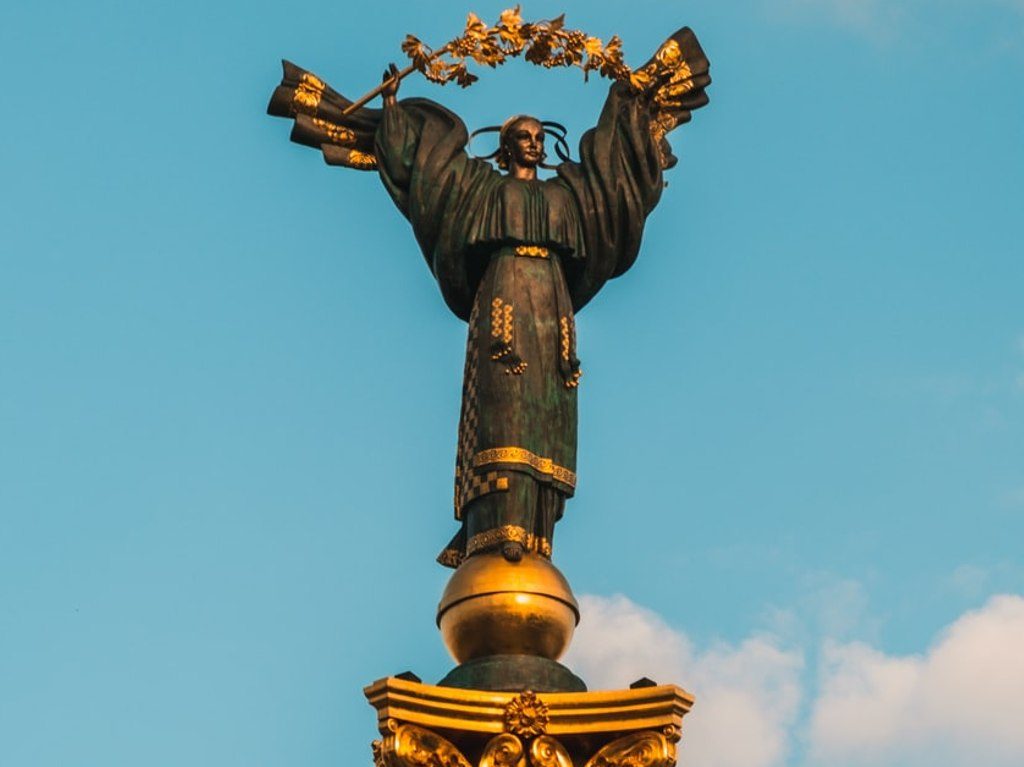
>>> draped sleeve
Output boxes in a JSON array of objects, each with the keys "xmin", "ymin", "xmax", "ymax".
[
  {"xmin": 556, "ymin": 82, "xmax": 665, "ymax": 312},
  {"xmin": 375, "ymin": 99, "xmax": 504, "ymax": 321},
  {"xmin": 556, "ymin": 26, "xmax": 711, "ymax": 312}
]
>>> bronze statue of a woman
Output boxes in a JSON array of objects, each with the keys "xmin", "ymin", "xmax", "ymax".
[{"xmin": 268, "ymin": 27, "xmax": 710, "ymax": 570}]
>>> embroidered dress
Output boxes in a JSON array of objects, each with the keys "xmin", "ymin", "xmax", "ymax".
[{"xmin": 373, "ymin": 89, "xmax": 659, "ymax": 567}]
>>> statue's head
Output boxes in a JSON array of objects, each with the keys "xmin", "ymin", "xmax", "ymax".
[
  {"xmin": 497, "ymin": 115, "xmax": 545, "ymax": 172},
  {"xmin": 471, "ymin": 117, "xmax": 571, "ymax": 174}
]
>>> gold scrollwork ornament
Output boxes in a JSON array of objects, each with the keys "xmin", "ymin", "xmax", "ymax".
[
  {"xmin": 481, "ymin": 733, "xmax": 527, "ymax": 767},
  {"xmin": 376, "ymin": 721, "xmax": 474, "ymax": 767},
  {"xmin": 529, "ymin": 736, "xmax": 573, "ymax": 767},
  {"xmin": 583, "ymin": 732, "xmax": 676, "ymax": 767}
]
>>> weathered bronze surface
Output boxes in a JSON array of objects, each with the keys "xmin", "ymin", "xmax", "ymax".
[
  {"xmin": 270, "ymin": 12, "xmax": 710, "ymax": 757},
  {"xmin": 267, "ymin": 21, "xmax": 710, "ymax": 569},
  {"xmin": 438, "ymin": 655, "xmax": 586, "ymax": 694}
]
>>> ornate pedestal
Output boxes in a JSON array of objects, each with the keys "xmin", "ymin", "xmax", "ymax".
[
  {"xmin": 366, "ymin": 676, "xmax": 694, "ymax": 767},
  {"xmin": 364, "ymin": 552, "xmax": 696, "ymax": 767}
]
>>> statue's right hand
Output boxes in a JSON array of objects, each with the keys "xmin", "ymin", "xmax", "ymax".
[{"xmin": 381, "ymin": 63, "xmax": 400, "ymax": 104}]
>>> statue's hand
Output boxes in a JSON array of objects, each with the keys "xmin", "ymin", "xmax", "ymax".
[{"xmin": 381, "ymin": 63, "xmax": 400, "ymax": 106}]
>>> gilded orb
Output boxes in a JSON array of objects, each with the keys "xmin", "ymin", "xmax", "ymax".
[{"xmin": 437, "ymin": 553, "xmax": 579, "ymax": 663}]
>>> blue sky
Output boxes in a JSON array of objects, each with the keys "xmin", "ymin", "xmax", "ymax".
[{"xmin": 1, "ymin": 1, "xmax": 1022, "ymax": 766}]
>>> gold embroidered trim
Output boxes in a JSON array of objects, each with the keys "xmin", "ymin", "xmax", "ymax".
[
  {"xmin": 514, "ymin": 245, "xmax": 550, "ymax": 259},
  {"xmin": 632, "ymin": 38, "xmax": 699, "ymax": 166},
  {"xmin": 466, "ymin": 525, "xmax": 552, "ymax": 558},
  {"xmin": 292, "ymin": 72, "xmax": 325, "ymax": 114},
  {"xmin": 491, "ymin": 298, "xmax": 513, "ymax": 345},
  {"xmin": 344, "ymin": 148, "xmax": 378, "ymax": 169},
  {"xmin": 560, "ymin": 316, "xmax": 582, "ymax": 389},
  {"xmin": 473, "ymin": 447, "xmax": 576, "ymax": 488},
  {"xmin": 490, "ymin": 298, "xmax": 526, "ymax": 375},
  {"xmin": 312, "ymin": 117, "xmax": 356, "ymax": 146}
]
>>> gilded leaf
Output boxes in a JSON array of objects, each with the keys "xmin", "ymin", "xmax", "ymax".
[
  {"xmin": 464, "ymin": 12, "xmax": 489, "ymax": 41},
  {"xmin": 399, "ymin": 7, "xmax": 639, "ymax": 92}
]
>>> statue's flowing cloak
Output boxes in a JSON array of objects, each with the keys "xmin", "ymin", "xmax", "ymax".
[{"xmin": 267, "ymin": 28, "xmax": 710, "ymax": 565}]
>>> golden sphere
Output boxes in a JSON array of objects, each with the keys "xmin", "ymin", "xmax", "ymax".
[{"xmin": 437, "ymin": 553, "xmax": 579, "ymax": 663}]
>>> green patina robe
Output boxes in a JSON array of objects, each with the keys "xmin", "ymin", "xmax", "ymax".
[
  {"xmin": 374, "ymin": 87, "xmax": 665, "ymax": 567},
  {"xmin": 266, "ymin": 27, "xmax": 710, "ymax": 568}
]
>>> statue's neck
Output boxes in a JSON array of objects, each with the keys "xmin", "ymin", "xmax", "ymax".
[{"xmin": 507, "ymin": 165, "xmax": 537, "ymax": 181}]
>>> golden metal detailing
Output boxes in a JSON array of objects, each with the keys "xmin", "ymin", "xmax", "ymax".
[
  {"xmin": 437, "ymin": 552, "xmax": 579, "ymax": 662},
  {"xmin": 466, "ymin": 525, "xmax": 552, "ymax": 559},
  {"xmin": 376, "ymin": 721, "xmax": 474, "ymax": 767},
  {"xmin": 480, "ymin": 733, "xmax": 527, "ymax": 767},
  {"xmin": 364, "ymin": 676, "xmax": 695, "ymax": 741},
  {"xmin": 311, "ymin": 117, "xmax": 357, "ymax": 145},
  {"xmin": 347, "ymin": 148, "xmax": 378, "ymax": 169},
  {"xmin": 514, "ymin": 245, "xmax": 550, "ymax": 259},
  {"xmin": 530, "ymin": 737, "xmax": 573, "ymax": 767},
  {"xmin": 371, "ymin": 720, "xmax": 678, "ymax": 767},
  {"xmin": 504, "ymin": 691, "xmax": 549, "ymax": 738},
  {"xmin": 400, "ymin": 7, "xmax": 633, "ymax": 90},
  {"xmin": 372, "ymin": 738, "xmax": 386, "ymax": 767},
  {"xmin": 473, "ymin": 447, "xmax": 577, "ymax": 488},
  {"xmin": 321, "ymin": 145, "xmax": 379, "ymax": 171},
  {"xmin": 559, "ymin": 316, "xmax": 582, "ymax": 389},
  {"xmin": 630, "ymin": 37, "xmax": 701, "ymax": 166},
  {"xmin": 291, "ymin": 72, "xmax": 324, "ymax": 114},
  {"xmin": 582, "ymin": 732, "xmax": 675, "ymax": 767},
  {"xmin": 490, "ymin": 298, "xmax": 527, "ymax": 375},
  {"xmin": 491, "ymin": 298, "xmax": 513, "ymax": 346}
]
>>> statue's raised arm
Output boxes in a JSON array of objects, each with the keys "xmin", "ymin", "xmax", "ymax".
[{"xmin": 557, "ymin": 27, "xmax": 710, "ymax": 310}]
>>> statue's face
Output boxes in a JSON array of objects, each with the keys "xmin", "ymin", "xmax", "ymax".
[{"xmin": 504, "ymin": 118, "xmax": 544, "ymax": 169}]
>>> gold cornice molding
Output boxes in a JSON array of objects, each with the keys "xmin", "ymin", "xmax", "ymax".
[{"xmin": 363, "ymin": 677, "xmax": 695, "ymax": 738}]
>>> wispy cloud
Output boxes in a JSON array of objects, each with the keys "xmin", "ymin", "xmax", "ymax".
[
  {"xmin": 565, "ymin": 595, "xmax": 803, "ymax": 767},
  {"xmin": 808, "ymin": 595, "xmax": 1024, "ymax": 766},
  {"xmin": 566, "ymin": 593, "xmax": 1024, "ymax": 767},
  {"xmin": 945, "ymin": 563, "xmax": 991, "ymax": 597}
]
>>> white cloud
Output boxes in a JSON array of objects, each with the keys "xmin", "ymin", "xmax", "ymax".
[
  {"xmin": 565, "ymin": 595, "xmax": 804, "ymax": 767},
  {"xmin": 808, "ymin": 594, "xmax": 1024, "ymax": 767},
  {"xmin": 565, "ymin": 593, "xmax": 1024, "ymax": 767}
]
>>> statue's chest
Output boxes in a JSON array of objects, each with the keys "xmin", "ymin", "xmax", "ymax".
[{"xmin": 495, "ymin": 180, "xmax": 574, "ymax": 229}]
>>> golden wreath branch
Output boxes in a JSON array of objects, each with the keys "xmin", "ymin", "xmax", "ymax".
[{"xmin": 342, "ymin": 6, "xmax": 654, "ymax": 116}]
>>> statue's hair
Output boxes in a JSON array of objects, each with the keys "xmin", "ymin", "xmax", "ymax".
[{"xmin": 470, "ymin": 116, "xmax": 572, "ymax": 170}]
